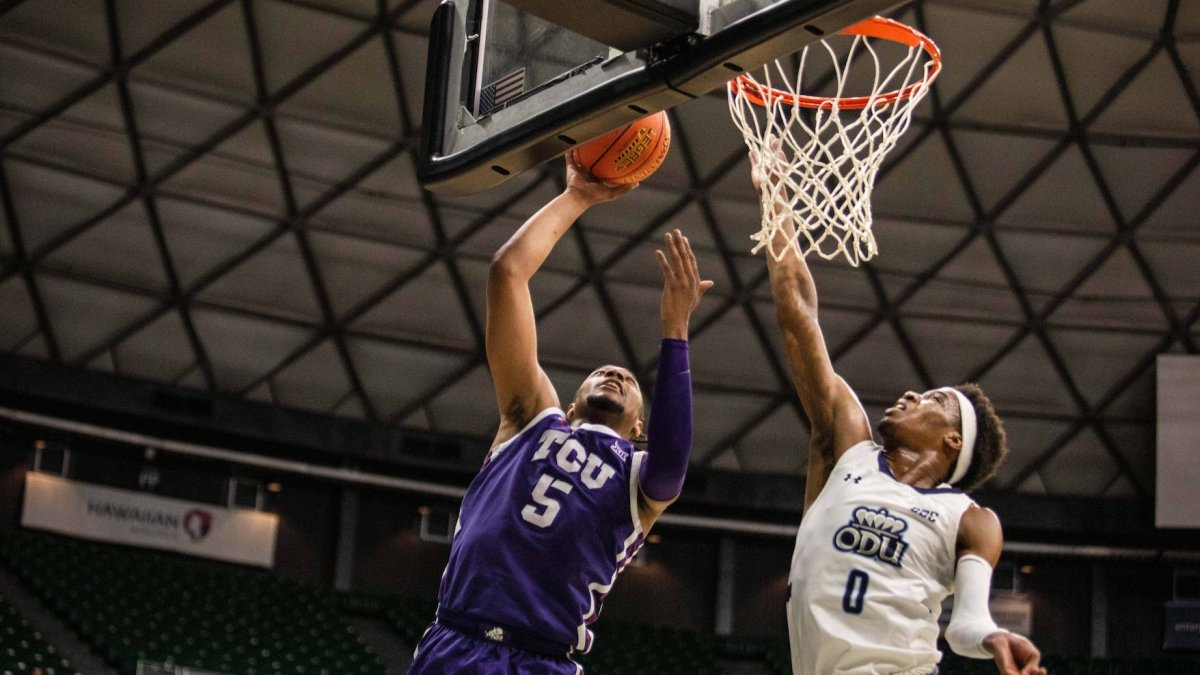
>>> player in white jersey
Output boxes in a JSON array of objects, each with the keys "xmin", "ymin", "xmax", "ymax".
[{"xmin": 752, "ymin": 143, "xmax": 1049, "ymax": 675}]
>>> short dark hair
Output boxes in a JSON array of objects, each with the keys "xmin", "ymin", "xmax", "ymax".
[{"xmin": 951, "ymin": 383, "xmax": 1008, "ymax": 493}]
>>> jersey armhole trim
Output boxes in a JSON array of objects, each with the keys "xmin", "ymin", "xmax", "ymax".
[
  {"xmin": 489, "ymin": 407, "xmax": 565, "ymax": 459},
  {"xmin": 833, "ymin": 439, "xmax": 878, "ymax": 471}
]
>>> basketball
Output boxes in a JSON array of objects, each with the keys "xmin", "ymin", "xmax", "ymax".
[{"xmin": 572, "ymin": 111, "xmax": 671, "ymax": 185}]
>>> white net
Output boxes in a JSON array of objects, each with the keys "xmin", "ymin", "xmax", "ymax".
[{"xmin": 727, "ymin": 18, "xmax": 940, "ymax": 266}]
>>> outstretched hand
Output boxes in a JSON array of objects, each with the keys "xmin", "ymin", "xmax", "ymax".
[
  {"xmin": 565, "ymin": 153, "xmax": 638, "ymax": 206},
  {"xmin": 985, "ymin": 632, "xmax": 1048, "ymax": 675},
  {"xmin": 749, "ymin": 134, "xmax": 787, "ymax": 194},
  {"xmin": 655, "ymin": 229, "xmax": 715, "ymax": 340}
]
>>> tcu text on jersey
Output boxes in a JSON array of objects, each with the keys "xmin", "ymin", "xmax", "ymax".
[{"xmin": 521, "ymin": 428, "xmax": 617, "ymax": 528}]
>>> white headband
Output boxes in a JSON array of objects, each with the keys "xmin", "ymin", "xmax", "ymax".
[{"xmin": 941, "ymin": 387, "xmax": 977, "ymax": 485}]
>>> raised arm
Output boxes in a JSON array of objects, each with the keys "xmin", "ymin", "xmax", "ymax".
[
  {"xmin": 487, "ymin": 157, "xmax": 635, "ymax": 448},
  {"xmin": 950, "ymin": 508, "xmax": 1047, "ymax": 675},
  {"xmin": 637, "ymin": 230, "xmax": 714, "ymax": 530},
  {"xmin": 753, "ymin": 145, "xmax": 872, "ymax": 511}
]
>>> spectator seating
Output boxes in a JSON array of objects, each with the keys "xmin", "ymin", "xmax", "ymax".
[
  {"xmin": 0, "ymin": 595, "xmax": 80, "ymax": 675},
  {"xmin": 576, "ymin": 620, "xmax": 722, "ymax": 675},
  {"xmin": 2, "ymin": 532, "xmax": 387, "ymax": 675}
]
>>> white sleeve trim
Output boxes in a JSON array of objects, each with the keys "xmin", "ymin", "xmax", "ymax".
[
  {"xmin": 627, "ymin": 451, "xmax": 647, "ymax": 545},
  {"xmin": 946, "ymin": 554, "xmax": 1007, "ymax": 659}
]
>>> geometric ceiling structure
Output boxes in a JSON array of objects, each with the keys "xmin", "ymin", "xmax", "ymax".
[{"xmin": 1, "ymin": 0, "xmax": 1198, "ymax": 502}]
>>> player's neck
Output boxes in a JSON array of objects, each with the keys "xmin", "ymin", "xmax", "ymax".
[
  {"xmin": 881, "ymin": 443, "xmax": 949, "ymax": 489},
  {"xmin": 570, "ymin": 410, "xmax": 633, "ymax": 439}
]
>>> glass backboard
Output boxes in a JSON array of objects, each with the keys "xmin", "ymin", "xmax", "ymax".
[{"xmin": 420, "ymin": 0, "xmax": 902, "ymax": 195}]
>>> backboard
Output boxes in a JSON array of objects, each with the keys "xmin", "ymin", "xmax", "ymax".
[{"xmin": 420, "ymin": 0, "xmax": 903, "ymax": 195}]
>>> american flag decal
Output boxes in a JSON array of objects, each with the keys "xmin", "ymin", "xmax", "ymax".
[{"xmin": 480, "ymin": 68, "xmax": 525, "ymax": 115}]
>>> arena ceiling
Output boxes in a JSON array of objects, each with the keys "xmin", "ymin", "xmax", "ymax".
[{"xmin": 0, "ymin": 0, "xmax": 1197, "ymax": 501}]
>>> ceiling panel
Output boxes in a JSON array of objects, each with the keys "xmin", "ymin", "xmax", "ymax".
[
  {"xmin": 111, "ymin": 310, "xmax": 196, "ymax": 384},
  {"xmin": 42, "ymin": 203, "xmax": 168, "ymax": 293},
  {"xmin": 36, "ymin": 273, "xmax": 159, "ymax": 363},
  {"xmin": 195, "ymin": 234, "xmax": 322, "ymax": 321},
  {"xmin": 0, "ymin": 277, "xmax": 37, "ymax": 351},
  {"xmin": 1035, "ymin": 426, "xmax": 1122, "ymax": 496},
  {"xmin": 0, "ymin": 0, "xmax": 109, "ymax": 64},
  {"xmin": 156, "ymin": 196, "xmax": 277, "ymax": 288},
  {"xmin": 132, "ymin": 2, "xmax": 257, "ymax": 103},
  {"xmin": 272, "ymin": 338, "xmax": 354, "ymax": 414},
  {"xmin": 190, "ymin": 306, "xmax": 314, "ymax": 391},
  {"xmin": 5, "ymin": 159, "xmax": 128, "ymax": 254}
]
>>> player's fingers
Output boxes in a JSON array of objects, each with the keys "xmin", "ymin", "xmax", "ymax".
[
  {"xmin": 1018, "ymin": 653, "xmax": 1043, "ymax": 675},
  {"xmin": 663, "ymin": 233, "xmax": 684, "ymax": 277},
  {"xmin": 679, "ymin": 229, "xmax": 701, "ymax": 282},
  {"xmin": 679, "ymin": 232, "xmax": 700, "ymax": 284},
  {"xmin": 992, "ymin": 644, "xmax": 1019, "ymax": 675},
  {"xmin": 654, "ymin": 250, "xmax": 672, "ymax": 279},
  {"xmin": 670, "ymin": 229, "xmax": 693, "ymax": 279},
  {"xmin": 667, "ymin": 230, "xmax": 687, "ymax": 275},
  {"xmin": 699, "ymin": 280, "xmax": 715, "ymax": 297}
]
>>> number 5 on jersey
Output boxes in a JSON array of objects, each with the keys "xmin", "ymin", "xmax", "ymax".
[{"xmin": 522, "ymin": 473, "xmax": 573, "ymax": 528}]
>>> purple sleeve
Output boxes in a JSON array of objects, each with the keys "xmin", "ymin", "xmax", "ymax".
[{"xmin": 639, "ymin": 339, "xmax": 693, "ymax": 501}]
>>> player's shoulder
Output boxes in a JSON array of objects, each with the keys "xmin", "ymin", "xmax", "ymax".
[
  {"xmin": 525, "ymin": 406, "xmax": 568, "ymax": 429},
  {"xmin": 834, "ymin": 438, "xmax": 882, "ymax": 468},
  {"xmin": 956, "ymin": 504, "xmax": 1004, "ymax": 561},
  {"xmin": 492, "ymin": 406, "xmax": 568, "ymax": 452}
]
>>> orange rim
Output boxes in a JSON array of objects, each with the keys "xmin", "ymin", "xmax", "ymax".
[{"xmin": 730, "ymin": 16, "xmax": 942, "ymax": 110}]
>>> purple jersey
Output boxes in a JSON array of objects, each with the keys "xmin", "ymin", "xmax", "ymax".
[{"xmin": 437, "ymin": 407, "xmax": 645, "ymax": 654}]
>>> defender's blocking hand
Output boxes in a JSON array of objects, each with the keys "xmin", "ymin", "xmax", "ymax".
[{"xmin": 655, "ymin": 229, "xmax": 714, "ymax": 340}]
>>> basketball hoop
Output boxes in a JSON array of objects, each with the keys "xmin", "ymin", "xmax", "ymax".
[{"xmin": 728, "ymin": 16, "xmax": 942, "ymax": 266}]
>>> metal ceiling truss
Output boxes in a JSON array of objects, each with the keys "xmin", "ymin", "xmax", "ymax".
[{"xmin": 0, "ymin": 0, "xmax": 1196, "ymax": 499}]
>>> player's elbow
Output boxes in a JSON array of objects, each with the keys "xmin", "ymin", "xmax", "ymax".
[
  {"xmin": 774, "ymin": 303, "xmax": 820, "ymax": 346},
  {"xmin": 489, "ymin": 249, "xmax": 525, "ymax": 284},
  {"xmin": 771, "ymin": 281, "xmax": 818, "ymax": 323}
]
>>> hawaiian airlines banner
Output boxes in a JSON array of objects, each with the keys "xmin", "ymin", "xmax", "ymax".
[{"xmin": 21, "ymin": 472, "xmax": 277, "ymax": 568}]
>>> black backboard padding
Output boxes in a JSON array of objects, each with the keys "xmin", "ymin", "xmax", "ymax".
[{"xmin": 506, "ymin": 0, "xmax": 698, "ymax": 51}]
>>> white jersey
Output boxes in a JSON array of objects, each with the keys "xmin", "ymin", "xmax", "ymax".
[{"xmin": 787, "ymin": 440, "xmax": 976, "ymax": 675}]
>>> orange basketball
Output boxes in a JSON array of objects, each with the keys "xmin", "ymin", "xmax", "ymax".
[{"xmin": 572, "ymin": 112, "xmax": 671, "ymax": 185}]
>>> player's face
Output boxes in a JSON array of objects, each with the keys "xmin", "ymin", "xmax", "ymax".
[
  {"xmin": 879, "ymin": 388, "xmax": 960, "ymax": 442},
  {"xmin": 575, "ymin": 365, "xmax": 644, "ymax": 421}
]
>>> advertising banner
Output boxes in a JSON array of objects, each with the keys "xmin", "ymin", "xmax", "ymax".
[
  {"xmin": 21, "ymin": 472, "xmax": 277, "ymax": 568},
  {"xmin": 1165, "ymin": 602, "xmax": 1200, "ymax": 651}
]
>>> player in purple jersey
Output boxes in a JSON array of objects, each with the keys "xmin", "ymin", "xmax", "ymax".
[{"xmin": 408, "ymin": 156, "xmax": 713, "ymax": 675}]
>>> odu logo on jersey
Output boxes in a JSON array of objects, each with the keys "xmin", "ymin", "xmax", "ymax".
[{"xmin": 832, "ymin": 506, "xmax": 910, "ymax": 567}]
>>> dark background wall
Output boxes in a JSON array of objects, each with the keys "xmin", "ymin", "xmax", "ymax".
[
  {"xmin": 270, "ymin": 479, "xmax": 339, "ymax": 583},
  {"xmin": 0, "ymin": 443, "xmax": 27, "ymax": 536},
  {"xmin": 1106, "ymin": 560, "xmax": 1174, "ymax": 657},
  {"xmin": 1016, "ymin": 558, "xmax": 1093, "ymax": 658},
  {"xmin": 353, "ymin": 490, "xmax": 455, "ymax": 599},
  {"xmin": 602, "ymin": 530, "xmax": 718, "ymax": 632},
  {"xmin": 732, "ymin": 536, "xmax": 793, "ymax": 638}
]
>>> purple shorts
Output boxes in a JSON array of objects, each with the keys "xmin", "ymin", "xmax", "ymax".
[{"xmin": 408, "ymin": 623, "xmax": 583, "ymax": 675}]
